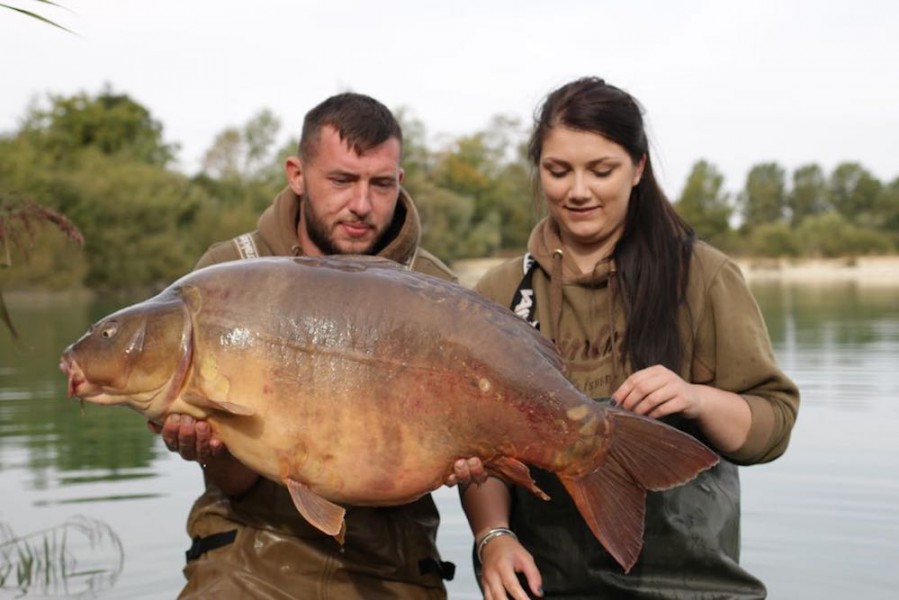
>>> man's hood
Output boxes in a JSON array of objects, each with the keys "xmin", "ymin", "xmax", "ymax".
[{"xmin": 256, "ymin": 187, "xmax": 421, "ymax": 266}]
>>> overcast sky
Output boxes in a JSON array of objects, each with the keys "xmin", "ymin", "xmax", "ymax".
[{"xmin": 2, "ymin": 0, "xmax": 897, "ymax": 197}]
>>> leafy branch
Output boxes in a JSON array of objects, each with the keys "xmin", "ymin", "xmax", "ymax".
[
  {"xmin": 1, "ymin": 196, "xmax": 84, "ymax": 338},
  {"xmin": 0, "ymin": 0, "xmax": 73, "ymax": 34}
]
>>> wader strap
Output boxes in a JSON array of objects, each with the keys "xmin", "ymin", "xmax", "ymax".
[
  {"xmin": 510, "ymin": 253, "xmax": 539, "ymax": 329},
  {"xmin": 418, "ymin": 557, "xmax": 456, "ymax": 581},
  {"xmin": 233, "ymin": 233, "xmax": 259, "ymax": 259},
  {"xmin": 185, "ymin": 529, "xmax": 238, "ymax": 562}
]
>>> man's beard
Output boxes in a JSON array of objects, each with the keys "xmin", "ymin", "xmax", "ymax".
[{"xmin": 301, "ymin": 195, "xmax": 384, "ymax": 256}]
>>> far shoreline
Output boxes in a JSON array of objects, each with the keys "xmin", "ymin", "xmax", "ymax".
[
  {"xmin": 2, "ymin": 255, "xmax": 898, "ymax": 307},
  {"xmin": 452, "ymin": 255, "xmax": 899, "ymax": 289}
]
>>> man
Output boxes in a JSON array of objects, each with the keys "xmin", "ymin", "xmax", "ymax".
[{"xmin": 153, "ymin": 93, "xmax": 481, "ymax": 599}]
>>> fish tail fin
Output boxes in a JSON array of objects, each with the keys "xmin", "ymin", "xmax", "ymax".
[{"xmin": 560, "ymin": 410, "xmax": 719, "ymax": 573}]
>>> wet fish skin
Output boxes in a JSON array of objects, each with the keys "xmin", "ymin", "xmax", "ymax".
[{"xmin": 60, "ymin": 255, "xmax": 718, "ymax": 572}]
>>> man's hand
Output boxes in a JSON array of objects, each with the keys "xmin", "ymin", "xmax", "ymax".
[
  {"xmin": 148, "ymin": 414, "xmax": 260, "ymax": 496},
  {"xmin": 147, "ymin": 414, "xmax": 225, "ymax": 464},
  {"xmin": 446, "ymin": 457, "xmax": 488, "ymax": 487}
]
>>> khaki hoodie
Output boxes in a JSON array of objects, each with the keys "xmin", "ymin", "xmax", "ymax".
[
  {"xmin": 196, "ymin": 186, "xmax": 454, "ymax": 281},
  {"xmin": 179, "ymin": 186, "xmax": 454, "ymax": 600},
  {"xmin": 473, "ymin": 217, "xmax": 799, "ymax": 598}
]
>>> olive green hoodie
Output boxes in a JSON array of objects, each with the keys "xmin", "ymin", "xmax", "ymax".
[
  {"xmin": 474, "ymin": 216, "xmax": 799, "ymax": 598},
  {"xmin": 196, "ymin": 185, "xmax": 454, "ymax": 281},
  {"xmin": 476, "ymin": 217, "xmax": 798, "ymax": 464},
  {"xmin": 179, "ymin": 186, "xmax": 454, "ymax": 600}
]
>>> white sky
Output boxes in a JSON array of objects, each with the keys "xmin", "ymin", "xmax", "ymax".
[{"xmin": 2, "ymin": 0, "xmax": 897, "ymax": 197}]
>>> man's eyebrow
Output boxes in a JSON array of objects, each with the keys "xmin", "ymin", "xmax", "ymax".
[{"xmin": 325, "ymin": 169, "xmax": 359, "ymax": 178}]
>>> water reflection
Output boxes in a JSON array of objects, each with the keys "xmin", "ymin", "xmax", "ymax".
[
  {"xmin": 752, "ymin": 281, "xmax": 899, "ymax": 410},
  {"xmin": 1, "ymin": 292, "xmax": 182, "ymax": 599}
]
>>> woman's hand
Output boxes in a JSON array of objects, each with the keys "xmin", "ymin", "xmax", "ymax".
[
  {"xmin": 480, "ymin": 535, "xmax": 543, "ymax": 600},
  {"xmin": 446, "ymin": 457, "xmax": 488, "ymax": 487},
  {"xmin": 612, "ymin": 364, "xmax": 752, "ymax": 453},
  {"xmin": 612, "ymin": 364, "xmax": 703, "ymax": 419}
]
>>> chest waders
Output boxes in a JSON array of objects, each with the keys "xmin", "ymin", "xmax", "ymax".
[{"xmin": 473, "ymin": 254, "xmax": 766, "ymax": 599}]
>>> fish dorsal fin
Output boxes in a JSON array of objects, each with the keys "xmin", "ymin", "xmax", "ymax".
[
  {"xmin": 182, "ymin": 391, "xmax": 255, "ymax": 416},
  {"xmin": 285, "ymin": 478, "xmax": 346, "ymax": 544}
]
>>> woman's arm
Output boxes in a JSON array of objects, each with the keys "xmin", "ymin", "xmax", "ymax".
[
  {"xmin": 460, "ymin": 477, "xmax": 543, "ymax": 599},
  {"xmin": 612, "ymin": 365, "xmax": 752, "ymax": 453}
]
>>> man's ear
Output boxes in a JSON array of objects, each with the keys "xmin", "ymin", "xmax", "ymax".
[
  {"xmin": 285, "ymin": 156, "xmax": 305, "ymax": 195},
  {"xmin": 398, "ymin": 167, "xmax": 405, "ymax": 186}
]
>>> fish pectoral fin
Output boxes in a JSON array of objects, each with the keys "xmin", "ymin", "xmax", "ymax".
[
  {"xmin": 486, "ymin": 456, "xmax": 550, "ymax": 501},
  {"xmin": 182, "ymin": 392, "xmax": 256, "ymax": 416},
  {"xmin": 285, "ymin": 478, "xmax": 347, "ymax": 544}
]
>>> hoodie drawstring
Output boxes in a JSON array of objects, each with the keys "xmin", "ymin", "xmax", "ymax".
[
  {"xmin": 550, "ymin": 249, "xmax": 565, "ymax": 347},
  {"xmin": 606, "ymin": 260, "xmax": 622, "ymax": 386}
]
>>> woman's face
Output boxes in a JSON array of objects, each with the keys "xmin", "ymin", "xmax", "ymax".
[{"xmin": 539, "ymin": 125, "xmax": 645, "ymax": 259}]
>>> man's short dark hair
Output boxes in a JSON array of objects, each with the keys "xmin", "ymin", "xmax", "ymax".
[{"xmin": 299, "ymin": 93, "xmax": 403, "ymax": 161}]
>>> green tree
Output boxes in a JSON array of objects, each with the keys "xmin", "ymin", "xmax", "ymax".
[
  {"xmin": 795, "ymin": 212, "xmax": 892, "ymax": 257},
  {"xmin": 201, "ymin": 109, "xmax": 282, "ymax": 182},
  {"xmin": 430, "ymin": 115, "xmax": 531, "ymax": 257},
  {"xmin": 828, "ymin": 162, "xmax": 883, "ymax": 227},
  {"xmin": 746, "ymin": 222, "xmax": 798, "ymax": 257},
  {"xmin": 788, "ymin": 163, "xmax": 829, "ymax": 227},
  {"xmin": 878, "ymin": 176, "xmax": 899, "ymax": 246},
  {"xmin": 19, "ymin": 86, "xmax": 178, "ymax": 166},
  {"xmin": 675, "ymin": 160, "xmax": 732, "ymax": 245},
  {"xmin": 393, "ymin": 107, "xmax": 432, "ymax": 184},
  {"xmin": 739, "ymin": 162, "xmax": 787, "ymax": 230},
  {"xmin": 408, "ymin": 175, "xmax": 476, "ymax": 261},
  {"xmin": 53, "ymin": 150, "xmax": 211, "ymax": 289},
  {"xmin": 192, "ymin": 110, "xmax": 289, "ymax": 247}
]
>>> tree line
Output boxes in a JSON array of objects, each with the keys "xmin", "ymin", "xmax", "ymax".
[{"xmin": 1, "ymin": 87, "xmax": 897, "ymax": 292}]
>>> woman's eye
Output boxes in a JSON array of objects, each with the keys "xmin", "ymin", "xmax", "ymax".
[{"xmin": 593, "ymin": 169, "xmax": 613, "ymax": 178}]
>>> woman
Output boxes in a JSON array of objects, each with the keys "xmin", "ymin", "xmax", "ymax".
[{"xmin": 461, "ymin": 77, "xmax": 799, "ymax": 599}]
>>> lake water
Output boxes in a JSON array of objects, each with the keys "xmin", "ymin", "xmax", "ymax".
[{"xmin": 1, "ymin": 280, "xmax": 898, "ymax": 599}]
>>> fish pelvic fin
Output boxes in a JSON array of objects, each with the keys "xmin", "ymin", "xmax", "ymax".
[
  {"xmin": 486, "ymin": 456, "xmax": 551, "ymax": 501},
  {"xmin": 182, "ymin": 392, "xmax": 256, "ymax": 416},
  {"xmin": 561, "ymin": 409, "xmax": 720, "ymax": 574},
  {"xmin": 285, "ymin": 478, "xmax": 347, "ymax": 544}
]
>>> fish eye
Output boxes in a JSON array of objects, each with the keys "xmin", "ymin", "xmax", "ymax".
[{"xmin": 100, "ymin": 324, "xmax": 118, "ymax": 339}]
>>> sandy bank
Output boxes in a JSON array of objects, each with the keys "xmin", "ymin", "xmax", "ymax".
[{"xmin": 452, "ymin": 255, "xmax": 899, "ymax": 289}]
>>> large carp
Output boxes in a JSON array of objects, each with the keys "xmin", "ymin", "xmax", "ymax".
[{"xmin": 59, "ymin": 255, "xmax": 718, "ymax": 572}]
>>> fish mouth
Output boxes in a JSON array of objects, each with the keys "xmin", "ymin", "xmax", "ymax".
[{"xmin": 59, "ymin": 352, "xmax": 89, "ymax": 399}]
